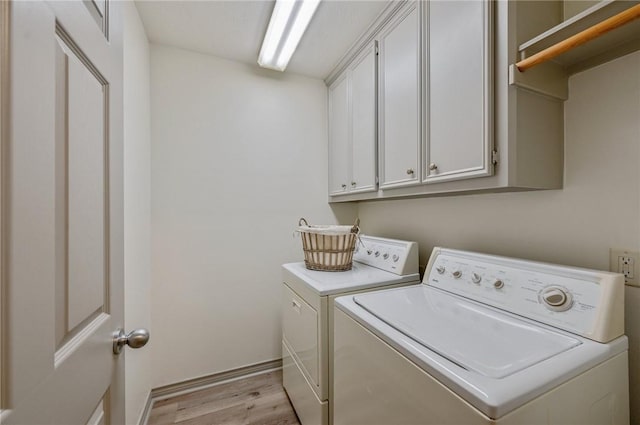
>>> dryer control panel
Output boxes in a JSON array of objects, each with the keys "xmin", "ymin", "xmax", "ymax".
[
  {"xmin": 354, "ymin": 235, "xmax": 419, "ymax": 276},
  {"xmin": 424, "ymin": 248, "xmax": 625, "ymax": 343}
]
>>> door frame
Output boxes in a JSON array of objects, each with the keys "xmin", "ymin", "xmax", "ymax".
[{"xmin": 0, "ymin": 0, "xmax": 9, "ymax": 410}]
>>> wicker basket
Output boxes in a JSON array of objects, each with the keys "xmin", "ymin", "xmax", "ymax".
[{"xmin": 298, "ymin": 217, "xmax": 360, "ymax": 271}]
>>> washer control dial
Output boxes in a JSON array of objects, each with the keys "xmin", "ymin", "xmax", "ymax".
[
  {"xmin": 471, "ymin": 273, "xmax": 482, "ymax": 284},
  {"xmin": 540, "ymin": 286, "xmax": 573, "ymax": 312},
  {"xmin": 452, "ymin": 270, "xmax": 462, "ymax": 279},
  {"xmin": 392, "ymin": 254, "xmax": 399, "ymax": 262},
  {"xmin": 436, "ymin": 265, "xmax": 445, "ymax": 274},
  {"xmin": 493, "ymin": 279, "xmax": 504, "ymax": 289}
]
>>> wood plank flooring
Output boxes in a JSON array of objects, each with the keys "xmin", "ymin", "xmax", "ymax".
[{"xmin": 148, "ymin": 370, "xmax": 300, "ymax": 425}]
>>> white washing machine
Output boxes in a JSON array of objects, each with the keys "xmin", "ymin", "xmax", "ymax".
[
  {"xmin": 282, "ymin": 235, "xmax": 420, "ymax": 425},
  {"xmin": 333, "ymin": 247, "xmax": 629, "ymax": 424}
]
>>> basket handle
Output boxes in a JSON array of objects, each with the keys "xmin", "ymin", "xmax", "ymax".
[
  {"xmin": 299, "ymin": 217, "xmax": 309, "ymax": 227},
  {"xmin": 351, "ymin": 218, "xmax": 360, "ymax": 234}
]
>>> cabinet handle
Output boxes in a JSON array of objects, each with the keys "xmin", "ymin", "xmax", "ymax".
[
  {"xmin": 406, "ymin": 168, "xmax": 414, "ymax": 175},
  {"xmin": 429, "ymin": 163, "xmax": 438, "ymax": 171},
  {"xmin": 341, "ymin": 184, "xmax": 347, "ymax": 189},
  {"xmin": 351, "ymin": 181, "xmax": 356, "ymax": 186}
]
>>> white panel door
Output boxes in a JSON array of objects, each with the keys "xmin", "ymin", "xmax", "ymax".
[
  {"xmin": 328, "ymin": 74, "xmax": 350, "ymax": 196},
  {"xmin": 425, "ymin": 0, "xmax": 493, "ymax": 183},
  {"xmin": 349, "ymin": 42, "xmax": 377, "ymax": 194},
  {"xmin": 1, "ymin": 1, "xmax": 125, "ymax": 424},
  {"xmin": 378, "ymin": 2, "xmax": 420, "ymax": 189}
]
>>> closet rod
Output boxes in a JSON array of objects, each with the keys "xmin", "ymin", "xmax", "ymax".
[{"xmin": 516, "ymin": 3, "xmax": 640, "ymax": 72}]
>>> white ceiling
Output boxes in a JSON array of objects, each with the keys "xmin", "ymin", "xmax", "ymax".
[{"xmin": 135, "ymin": 0, "xmax": 389, "ymax": 80}]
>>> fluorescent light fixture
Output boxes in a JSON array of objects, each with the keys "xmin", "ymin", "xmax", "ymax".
[{"xmin": 258, "ymin": 0, "xmax": 321, "ymax": 72}]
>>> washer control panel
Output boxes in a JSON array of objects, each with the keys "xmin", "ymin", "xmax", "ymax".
[
  {"xmin": 424, "ymin": 248, "xmax": 625, "ymax": 342},
  {"xmin": 354, "ymin": 235, "xmax": 419, "ymax": 276}
]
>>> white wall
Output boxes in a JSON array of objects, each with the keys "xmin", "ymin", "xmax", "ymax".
[
  {"xmin": 150, "ymin": 45, "xmax": 356, "ymax": 387},
  {"xmin": 357, "ymin": 51, "xmax": 640, "ymax": 421},
  {"xmin": 123, "ymin": 3, "xmax": 152, "ymax": 424}
]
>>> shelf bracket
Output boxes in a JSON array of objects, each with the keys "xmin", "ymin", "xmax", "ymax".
[{"xmin": 509, "ymin": 61, "xmax": 568, "ymax": 101}]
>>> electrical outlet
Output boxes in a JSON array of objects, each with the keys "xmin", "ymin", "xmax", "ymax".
[{"xmin": 610, "ymin": 248, "xmax": 640, "ymax": 286}]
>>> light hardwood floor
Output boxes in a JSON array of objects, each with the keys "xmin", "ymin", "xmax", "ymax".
[{"xmin": 148, "ymin": 370, "xmax": 300, "ymax": 425}]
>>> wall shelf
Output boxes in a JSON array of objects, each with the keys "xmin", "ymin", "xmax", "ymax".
[{"xmin": 510, "ymin": 0, "xmax": 640, "ymax": 100}]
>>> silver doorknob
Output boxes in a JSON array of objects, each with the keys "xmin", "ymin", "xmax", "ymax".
[
  {"xmin": 113, "ymin": 328, "xmax": 150, "ymax": 355},
  {"xmin": 429, "ymin": 163, "xmax": 438, "ymax": 171}
]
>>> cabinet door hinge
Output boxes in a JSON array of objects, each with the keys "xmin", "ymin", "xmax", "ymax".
[{"xmin": 491, "ymin": 150, "xmax": 499, "ymax": 165}]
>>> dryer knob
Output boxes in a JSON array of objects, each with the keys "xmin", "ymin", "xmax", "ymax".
[
  {"xmin": 452, "ymin": 270, "xmax": 462, "ymax": 279},
  {"xmin": 436, "ymin": 266, "xmax": 445, "ymax": 274}
]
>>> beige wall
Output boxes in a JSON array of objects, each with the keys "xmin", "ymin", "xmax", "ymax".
[
  {"xmin": 150, "ymin": 45, "xmax": 356, "ymax": 388},
  {"xmin": 358, "ymin": 51, "xmax": 640, "ymax": 421},
  {"xmin": 563, "ymin": 1, "xmax": 599, "ymax": 19},
  {"xmin": 123, "ymin": 3, "xmax": 152, "ymax": 423}
]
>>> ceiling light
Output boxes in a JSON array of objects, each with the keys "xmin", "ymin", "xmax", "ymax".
[{"xmin": 258, "ymin": 0, "xmax": 321, "ymax": 72}]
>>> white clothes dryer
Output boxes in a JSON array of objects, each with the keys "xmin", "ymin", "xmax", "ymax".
[
  {"xmin": 282, "ymin": 235, "xmax": 420, "ymax": 425},
  {"xmin": 333, "ymin": 247, "xmax": 629, "ymax": 424}
]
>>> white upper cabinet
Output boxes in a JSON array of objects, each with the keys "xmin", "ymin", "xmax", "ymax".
[
  {"xmin": 328, "ymin": 42, "xmax": 377, "ymax": 196},
  {"xmin": 378, "ymin": 2, "xmax": 420, "ymax": 189},
  {"xmin": 328, "ymin": 74, "xmax": 350, "ymax": 195},
  {"xmin": 326, "ymin": 0, "xmax": 565, "ymax": 202},
  {"xmin": 350, "ymin": 43, "xmax": 377, "ymax": 193},
  {"xmin": 424, "ymin": 0, "xmax": 493, "ymax": 183}
]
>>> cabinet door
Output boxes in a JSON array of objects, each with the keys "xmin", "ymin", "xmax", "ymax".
[
  {"xmin": 349, "ymin": 43, "xmax": 377, "ymax": 193},
  {"xmin": 328, "ymin": 73, "xmax": 350, "ymax": 195},
  {"xmin": 378, "ymin": 2, "xmax": 420, "ymax": 189},
  {"xmin": 424, "ymin": 0, "xmax": 493, "ymax": 183}
]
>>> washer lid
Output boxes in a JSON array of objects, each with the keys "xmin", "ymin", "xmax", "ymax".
[{"xmin": 354, "ymin": 285, "xmax": 581, "ymax": 378}]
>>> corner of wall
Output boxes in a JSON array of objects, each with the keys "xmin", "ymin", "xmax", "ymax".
[{"xmin": 123, "ymin": 2, "xmax": 152, "ymax": 424}]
